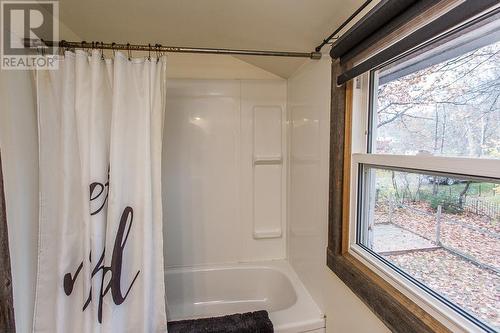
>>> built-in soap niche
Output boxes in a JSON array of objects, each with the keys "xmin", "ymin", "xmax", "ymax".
[{"xmin": 253, "ymin": 106, "xmax": 283, "ymax": 239}]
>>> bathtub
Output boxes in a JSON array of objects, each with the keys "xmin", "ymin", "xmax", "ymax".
[{"xmin": 165, "ymin": 260, "xmax": 325, "ymax": 333}]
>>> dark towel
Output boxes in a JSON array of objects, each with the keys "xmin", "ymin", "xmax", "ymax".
[{"xmin": 167, "ymin": 310, "xmax": 274, "ymax": 333}]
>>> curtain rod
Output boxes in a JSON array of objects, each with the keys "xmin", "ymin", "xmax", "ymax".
[
  {"xmin": 24, "ymin": 39, "xmax": 322, "ymax": 60},
  {"xmin": 315, "ymin": 0, "xmax": 373, "ymax": 52}
]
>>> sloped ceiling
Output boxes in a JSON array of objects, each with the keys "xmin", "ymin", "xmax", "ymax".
[{"xmin": 58, "ymin": 0, "xmax": 366, "ymax": 78}]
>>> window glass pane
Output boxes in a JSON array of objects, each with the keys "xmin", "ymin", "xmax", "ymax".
[
  {"xmin": 358, "ymin": 166, "xmax": 500, "ymax": 330},
  {"xmin": 372, "ymin": 38, "xmax": 500, "ymax": 158}
]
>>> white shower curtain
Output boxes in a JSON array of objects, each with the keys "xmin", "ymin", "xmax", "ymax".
[{"xmin": 33, "ymin": 50, "xmax": 167, "ymax": 333}]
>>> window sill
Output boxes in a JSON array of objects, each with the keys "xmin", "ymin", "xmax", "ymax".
[{"xmin": 327, "ymin": 249, "xmax": 451, "ymax": 333}]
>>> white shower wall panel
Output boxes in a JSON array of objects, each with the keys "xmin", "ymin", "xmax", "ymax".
[{"xmin": 163, "ymin": 79, "xmax": 287, "ymax": 267}]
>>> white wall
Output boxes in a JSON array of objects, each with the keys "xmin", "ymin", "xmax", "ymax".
[
  {"xmin": 163, "ymin": 79, "xmax": 287, "ymax": 267},
  {"xmin": 287, "ymin": 57, "xmax": 390, "ymax": 333},
  {"xmin": 166, "ymin": 54, "xmax": 281, "ymax": 80}
]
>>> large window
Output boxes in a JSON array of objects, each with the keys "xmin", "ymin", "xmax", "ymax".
[
  {"xmin": 371, "ymin": 40, "xmax": 500, "ymax": 158},
  {"xmin": 352, "ymin": 28, "xmax": 500, "ymax": 332}
]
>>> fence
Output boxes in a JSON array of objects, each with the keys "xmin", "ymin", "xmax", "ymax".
[
  {"xmin": 463, "ymin": 196, "xmax": 500, "ymax": 220},
  {"xmin": 383, "ymin": 200, "xmax": 500, "ymax": 274}
]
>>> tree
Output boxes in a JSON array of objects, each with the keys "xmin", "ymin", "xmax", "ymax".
[
  {"xmin": 374, "ymin": 41, "xmax": 500, "ymax": 158},
  {"xmin": 458, "ymin": 181, "xmax": 472, "ymax": 208}
]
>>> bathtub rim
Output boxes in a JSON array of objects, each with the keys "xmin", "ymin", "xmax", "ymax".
[{"xmin": 165, "ymin": 259, "xmax": 325, "ymax": 333}]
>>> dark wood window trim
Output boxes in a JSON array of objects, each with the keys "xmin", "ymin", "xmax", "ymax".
[
  {"xmin": 327, "ymin": 60, "xmax": 450, "ymax": 333},
  {"xmin": 0, "ymin": 151, "xmax": 15, "ymax": 332}
]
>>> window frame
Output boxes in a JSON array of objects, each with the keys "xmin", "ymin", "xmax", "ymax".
[
  {"xmin": 351, "ymin": 162, "xmax": 500, "ymax": 332},
  {"xmin": 362, "ymin": 28, "xmax": 500, "ymax": 325},
  {"xmin": 352, "ymin": 40, "xmax": 500, "ymax": 329},
  {"xmin": 349, "ymin": 157, "xmax": 500, "ymax": 332},
  {"xmin": 327, "ymin": 64, "xmax": 450, "ymax": 332},
  {"xmin": 327, "ymin": 45, "xmax": 500, "ymax": 331}
]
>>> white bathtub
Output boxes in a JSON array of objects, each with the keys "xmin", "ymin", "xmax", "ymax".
[{"xmin": 165, "ymin": 260, "xmax": 325, "ymax": 333}]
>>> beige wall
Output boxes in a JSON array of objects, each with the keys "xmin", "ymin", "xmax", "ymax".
[
  {"xmin": 95, "ymin": 51, "xmax": 282, "ymax": 80},
  {"xmin": 287, "ymin": 56, "xmax": 390, "ymax": 333},
  {"xmin": 167, "ymin": 53, "xmax": 281, "ymax": 80}
]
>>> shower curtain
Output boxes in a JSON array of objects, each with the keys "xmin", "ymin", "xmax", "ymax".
[{"xmin": 33, "ymin": 50, "xmax": 167, "ymax": 333}]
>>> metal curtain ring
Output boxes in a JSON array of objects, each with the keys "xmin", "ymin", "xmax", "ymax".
[
  {"xmin": 59, "ymin": 40, "xmax": 66, "ymax": 55},
  {"xmin": 156, "ymin": 44, "xmax": 161, "ymax": 63}
]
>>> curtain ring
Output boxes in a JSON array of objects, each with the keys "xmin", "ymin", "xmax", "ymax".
[
  {"xmin": 127, "ymin": 43, "xmax": 131, "ymax": 61},
  {"xmin": 148, "ymin": 43, "xmax": 151, "ymax": 61},
  {"xmin": 101, "ymin": 42, "xmax": 105, "ymax": 60},
  {"xmin": 40, "ymin": 39, "xmax": 45, "ymax": 56},
  {"xmin": 39, "ymin": 38, "xmax": 45, "ymax": 56},
  {"xmin": 111, "ymin": 42, "xmax": 116, "ymax": 57},
  {"xmin": 156, "ymin": 44, "xmax": 161, "ymax": 63},
  {"xmin": 58, "ymin": 40, "xmax": 64, "ymax": 56}
]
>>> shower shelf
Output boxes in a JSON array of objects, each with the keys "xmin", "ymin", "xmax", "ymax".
[
  {"xmin": 253, "ymin": 155, "xmax": 282, "ymax": 165},
  {"xmin": 253, "ymin": 228, "xmax": 282, "ymax": 239}
]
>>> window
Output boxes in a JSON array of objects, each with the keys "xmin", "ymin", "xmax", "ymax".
[
  {"xmin": 351, "ymin": 27, "xmax": 500, "ymax": 332},
  {"xmin": 371, "ymin": 40, "xmax": 500, "ymax": 158}
]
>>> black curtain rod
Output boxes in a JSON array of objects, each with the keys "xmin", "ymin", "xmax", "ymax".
[
  {"xmin": 24, "ymin": 39, "xmax": 322, "ymax": 60},
  {"xmin": 315, "ymin": 0, "xmax": 373, "ymax": 52}
]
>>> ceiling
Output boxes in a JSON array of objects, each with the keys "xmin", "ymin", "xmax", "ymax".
[{"xmin": 58, "ymin": 0, "xmax": 366, "ymax": 78}]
